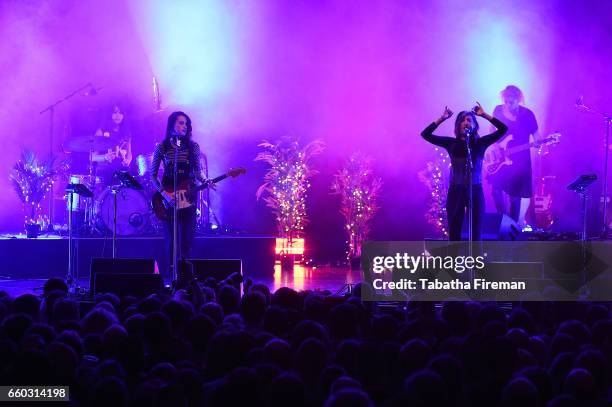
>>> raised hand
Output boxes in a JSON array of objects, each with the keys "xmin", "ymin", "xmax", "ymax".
[
  {"xmin": 473, "ymin": 101, "xmax": 485, "ymax": 117},
  {"xmin": 441, "ymin": 106, "xmax": 454, "ymax": 121}
]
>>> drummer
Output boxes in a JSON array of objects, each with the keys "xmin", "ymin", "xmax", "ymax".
[{"xmin": 90, "ymin": 104, "xmax": 133, "ymax": 185}]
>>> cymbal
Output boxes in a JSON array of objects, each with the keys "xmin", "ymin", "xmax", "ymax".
[{"xmin": 64, "ymin": 136, "xmax": 118, "ymax": 152}]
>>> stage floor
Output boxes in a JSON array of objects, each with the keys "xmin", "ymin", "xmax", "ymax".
[{"xmin": 0, "ymin": 265, "xmax": 362, "ymax": 297}]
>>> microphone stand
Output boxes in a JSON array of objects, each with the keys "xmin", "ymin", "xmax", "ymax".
[
  {"xmin": 577, "ymin": 100, "xmax": 612, "ymax": 237},
  {"xmin": 465, "ymin": 130, "xmax": 475, "ymax": 280},
  {"xmin": 40, "ymin": 82, "xmax": 95, "ymax": 224},
  {"xmin": 172, "ymin": 138, "xmax": 180, "ymax": 289}
]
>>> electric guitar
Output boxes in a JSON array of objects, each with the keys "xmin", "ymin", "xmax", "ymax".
[
  {"xmin": 484, "ymin": 132, "xmax": 561, "ymax": 176},
  {"xmin": 534, "ymin": 176, "xmax": 556, "ymax": 229},
  {"xmin": 151, "ymin": 168, "xmax": 246, "ymax": 221}
]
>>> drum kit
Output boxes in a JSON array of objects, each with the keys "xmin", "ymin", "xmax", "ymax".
[{"xmin": 62, "ymin": 135, "xmax": 158, "ymax": 237}]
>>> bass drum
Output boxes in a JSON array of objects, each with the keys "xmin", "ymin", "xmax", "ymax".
[{"xmin": 95, "ymin": 188, "xmax": 150, "ymax": 236}]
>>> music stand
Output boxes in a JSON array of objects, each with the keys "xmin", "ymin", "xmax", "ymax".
[
  {"xmin": 110, "ymin": 171, "xmax": 143, "ymax": 258},
  {"xmin": 568, "ymin": 174, "xmax": 597, "ymax": 295},
  {"xmin": 66, "ymin": 183, "xmax": 92, "ymax": 294},
  {"xmin": 568, "ymin": 174, "xmax": 597, "ymax": 241},
  {"xmin": 115, "ymin": 170, "xmax": 143, "ymax": 190}
]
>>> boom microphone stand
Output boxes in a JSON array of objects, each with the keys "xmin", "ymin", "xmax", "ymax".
[
  {"xmin": 576, "ymin": 97, "xmax": 612, "ymax": 237},
  {"xmin": 40, "ymin": 82, "xmax": 98, "ymax": 223}
]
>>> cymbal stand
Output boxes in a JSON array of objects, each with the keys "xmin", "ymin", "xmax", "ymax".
[{"xmin": 85, "ymin": 152, "xmax": 98, "ymax": 235}]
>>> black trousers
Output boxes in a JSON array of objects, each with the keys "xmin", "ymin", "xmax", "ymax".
[
  {"xmin": 446, "ymin": 184, "xmax": 485, "ymax": 241},
  {"xmin": 164, "ymin": 205, "xmax": 197, "ymax": 275}
]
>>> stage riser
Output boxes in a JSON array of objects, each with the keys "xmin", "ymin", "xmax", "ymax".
[{"xmin": 0, "ymin": 237, "xmax": 275, "ymax": 280}]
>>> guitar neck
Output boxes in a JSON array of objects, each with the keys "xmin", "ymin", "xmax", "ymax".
[
  {"xmin": 506, "ymin": 136, "xmax": 557, "ymax": 156},
  {"xmin": 506, "ymin": 143, "xmax": 535, "ymax": 155},
  {"xmin": 192, "ymin": 174, "xmax": 228, "ymax": 193}
]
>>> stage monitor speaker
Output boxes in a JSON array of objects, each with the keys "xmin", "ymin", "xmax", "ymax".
[
  {"xmin": 462, "ymin": 213, "xmax": 520, "ymax": 240},
  {"xmin": 187, "ymin": 259, "xmax": 242, "ymax": 281},
  {"xmin": 93, "ymin": 273, "xmax": 162, "ymax": 297},
  {"xmin": 90, "ymin": 258, "xmax": 158, "ymax": 294}
]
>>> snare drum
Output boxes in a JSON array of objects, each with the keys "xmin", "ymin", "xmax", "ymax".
[
  {"xmin": 66, "ymin": 174, "xmax": 101, "ymax": 211},
  {"xmin": 95, "ymin": 188, "xmax": 150, "ymax": 236}
]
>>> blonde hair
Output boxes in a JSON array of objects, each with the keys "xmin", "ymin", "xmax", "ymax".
[{"xmin": 500, "ymin": 85, "xmax": 525, "ymax": 104}]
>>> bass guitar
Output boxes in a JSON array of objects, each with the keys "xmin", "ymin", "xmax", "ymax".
[
  {"xmin": 151, "ymin": 167, "xmax": 246, "ymax": 221},
  {"xmin": 484, "ymin": 132, "xmax": 561, "ymax": 176}
]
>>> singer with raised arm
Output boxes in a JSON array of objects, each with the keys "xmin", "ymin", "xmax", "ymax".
[
  {"xmin": 150, "ymin": 111, "xmax": 209, "ymax": 275},
  {"xmin": 421, "ymin": 103, "xmax": 508, "ymax": 240}
]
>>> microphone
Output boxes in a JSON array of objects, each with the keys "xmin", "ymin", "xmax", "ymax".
[
  {"xmin": 464, "ymin": 127, "xmax": 473, "ymax": 139},
  {"xmin": 84, "ymin": 83, "xmax": 103, "ymax": 96},
  {"xmin": 575, "ymin": 95, "xmax": 584, "ymax": 108}
]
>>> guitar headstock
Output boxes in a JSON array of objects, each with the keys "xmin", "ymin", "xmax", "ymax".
[
  {"xmin": 535, "ymin": 133, "xmax": 561, "ymax": 156},
  {"xmin": 227, "ymin": 167, "xmax": 247, "ymax": 178},
  {"xmin": 544, "ymin": 132, "xmax": 561, "ymax": 145},
  {"xmin": 536, "ymin": 133, "xmax": 561, "ymax": 150},
  {"xmin": 547, "ymin": 133, "xmax": 561, "ymax": 144}
]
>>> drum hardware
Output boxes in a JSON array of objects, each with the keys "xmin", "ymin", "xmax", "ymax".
[
  {"xmin": 63, "ymin": 135, "xmax": 119, "ymax": 153},
  {"xmin": 109, "ymin": 171, "xmax": 143, "ymax": 258},
  {"xmin": 65, "ymin": 183, "xmax": 92, "ymax": 295}
]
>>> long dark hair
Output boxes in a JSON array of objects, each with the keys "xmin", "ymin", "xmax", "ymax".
[
  {"xmin": 164, "ymin": 111, "xmax": 192, "ymax": 143},
  {"xmin": 453, "ymin": 110, "xmax": 479, "ymax": 138}
]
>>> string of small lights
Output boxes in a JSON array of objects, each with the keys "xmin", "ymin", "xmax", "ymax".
[
  {"xmin": 331, "ymin": 153, "xmax": 382, "ymax": 261},
  {"xmin": 256, "ymin": 138, "xmax": 325, "ymax": 251},
  {"xmin": 9, "ymin": 150, "xmax": 68, "ymax": 229},
  {"xmin": 417, "ymin": 147, "xmax": 451, "ymax": 238}
]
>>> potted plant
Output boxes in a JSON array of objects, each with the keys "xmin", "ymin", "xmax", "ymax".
[
  {"xmin": 331, "ymin": 153, "xmax": 382, "ymax": 269},
  {"xmin": 9, "ymin": 149, "xmax": 68, "ymax": 237},
  {"xmin": 256, "ymin": 137, "xmax": 324, "ymax": 270}
]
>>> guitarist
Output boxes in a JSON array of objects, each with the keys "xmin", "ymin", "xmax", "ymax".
[
  {"xmin": 489, "ymin": 85, "xmax": 540, "ymax": 227},
  {"xmin": 150, "ymin": 111, "xmax": 209, "ymax": 272}
]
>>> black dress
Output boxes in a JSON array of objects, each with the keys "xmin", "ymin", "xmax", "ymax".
[{"xmin": 491, "ymin": 105, "xmax": 538, "ymax": 198}]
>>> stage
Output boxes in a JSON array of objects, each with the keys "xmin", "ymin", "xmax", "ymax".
[
  {"xmin": 0, "ymin": 234, "xmax": 361, "ymax": 296},
  {"xmin": 0, "ymin": 265, "xmax": 361, "ymax": 298},
  {"xmin": 0, "ymin": 233, "xmax": 275, "ymax": 279}
]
